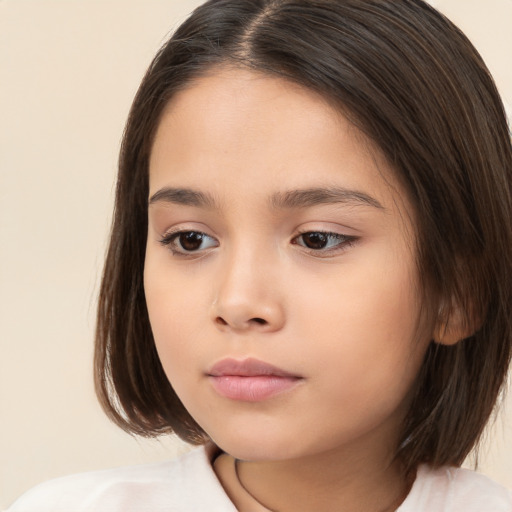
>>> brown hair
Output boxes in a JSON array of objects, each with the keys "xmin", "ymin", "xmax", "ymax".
[{"xmin": 95, "ymin": 0, "xmax": 512, "ymax": 472}]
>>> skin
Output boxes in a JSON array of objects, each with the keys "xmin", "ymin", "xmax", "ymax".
[{"xmin": 144, "ymin": 67, "xmax": 433, "ymax": 512}]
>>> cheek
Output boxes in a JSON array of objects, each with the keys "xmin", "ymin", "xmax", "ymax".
[
  {"xmin": 145, "ymin": 286, "xmax": 211, "ymax": 415},
  {"xmin": 297, "ymin": 254, "xmax": 418, "ymax": 328},
  {"xmin": 291, "ymin": 248, "xmax": 427, "ymax": 391},
  {"xmin": 143, "ymin": 256, "xmax": 210, "ymax": 377}
]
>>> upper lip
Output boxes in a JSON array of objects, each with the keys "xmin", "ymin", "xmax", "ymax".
[{"xmin": 207, "ymin": 357, "xmax": 300, "ymax": 378}]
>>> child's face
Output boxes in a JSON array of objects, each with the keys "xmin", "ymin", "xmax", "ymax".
[{"xmin": 144, "ymin": 67, "xmax": 432, "ymax": 463}]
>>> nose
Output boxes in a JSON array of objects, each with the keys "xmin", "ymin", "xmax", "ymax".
[{"xmin": 211, "ymin": 247, "xmax": 286, "ymax": 333}]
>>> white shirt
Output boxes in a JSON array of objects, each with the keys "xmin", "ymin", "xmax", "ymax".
[{"xmin": 7, "ymin": 446, "xmax": 512, "ymax": 511}]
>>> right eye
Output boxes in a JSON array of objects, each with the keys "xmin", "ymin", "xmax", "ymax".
[{"xmin": 159, "ymin": 230, "xmax": 218, "ymax": 255}]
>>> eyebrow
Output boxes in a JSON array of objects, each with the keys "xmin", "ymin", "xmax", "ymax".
[
  {"xmin": 148, "ymin": 186, "xmax": 384, "ymax": 211},
  {"xmin": 149, "ymin": 187, "xmax": 217, "ymax": 208},
  {"xmin": 270, "ymin": 187, "xmax": 384, "ymax": 210}
]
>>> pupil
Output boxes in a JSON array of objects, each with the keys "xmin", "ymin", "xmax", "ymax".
[
  {"xmin": 304, "ymin": 232, "xmax": 328, "ymax": 249},
  {"xmin": 180, "ymin": 232, "xmax": 203, "ymax": 251}
]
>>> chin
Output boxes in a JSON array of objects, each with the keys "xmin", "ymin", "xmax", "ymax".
[{"xmin": 209, "ymin": 429, "xmax": 300, "ymax": 462}]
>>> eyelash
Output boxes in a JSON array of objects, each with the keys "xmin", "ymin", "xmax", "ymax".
[
  {"xmin": 291, "ymin": 230, "xmax": 358, "ymax": 257},
  {"xmin": 159, "ymin": 230, "xmax": 218, "ymax": 256},
  {"xmin": 159, "ymin": 229, "xmax": 358, "ymax": 257}
]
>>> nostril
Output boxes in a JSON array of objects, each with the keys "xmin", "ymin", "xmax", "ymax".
[{"xmin": 213, "ymin": 316, "xmax": 269, "ymax": 328}]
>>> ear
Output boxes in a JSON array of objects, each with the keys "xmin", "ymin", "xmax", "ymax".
[{"xmin": 433, "ymin": 301, "xmax": 477, "ymax": 346}]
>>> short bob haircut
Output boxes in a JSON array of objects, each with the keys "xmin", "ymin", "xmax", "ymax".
[{"xmin": 95, "ymin": 0, "xmax": 512, "ymax": 474}]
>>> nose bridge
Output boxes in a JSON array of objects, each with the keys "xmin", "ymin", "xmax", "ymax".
[{"xmin": 212, "ymin": 236, "xmax": 284, "ymax": 331}]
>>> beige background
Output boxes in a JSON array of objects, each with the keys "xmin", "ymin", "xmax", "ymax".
[{"xmin": 1, "ymin": 0, "xmax": 511, "ymax": 508}]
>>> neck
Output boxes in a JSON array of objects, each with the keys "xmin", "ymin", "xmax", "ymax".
[
  {"xmin": 213, "ymin": 417, "xmax": 417, "ymax": 512},
  {"xmin": 213, "ymin": 406, "xmax": 416, "ymax": 512},
  {"xmin": 238, "ymin": 450, "xmax": 409, "ymax": 512}
]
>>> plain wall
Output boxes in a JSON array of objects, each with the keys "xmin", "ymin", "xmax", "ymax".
[{"xmin": 1, "ymin": 0, "xmax": 511, "ymax": 508}]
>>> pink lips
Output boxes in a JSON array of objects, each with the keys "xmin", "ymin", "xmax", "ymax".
[{"xmin": 207, "ymin": 358, "xmax": 302, "ymax": 402}]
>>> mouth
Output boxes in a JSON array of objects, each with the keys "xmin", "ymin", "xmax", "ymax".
[{"xmin": 207, "ymin": 357, "xmax": 303, "ymax": 402}]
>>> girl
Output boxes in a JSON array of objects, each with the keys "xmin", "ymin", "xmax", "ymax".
[{"xmin": 9, "ymin": 0, "xmax": 512, "ymax": 510}]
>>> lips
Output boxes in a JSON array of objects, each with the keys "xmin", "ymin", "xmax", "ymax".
[{"xmin": 207, "ymin": 358, "xmax": 303, "ymax": 402}]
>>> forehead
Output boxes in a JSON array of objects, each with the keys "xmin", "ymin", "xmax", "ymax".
[
  {"xmin": 149, "ymin": 67, "xmax": 412, "ymax": 224},
  {"xmin": 151, "ymin": 67, "xmax": 352, "ymax": 166}
]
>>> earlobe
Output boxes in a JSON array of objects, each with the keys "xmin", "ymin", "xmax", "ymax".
[
  {"xmin": 433, "ymin": 302, "xmax": 476, "ymax": 346},
  {"xmin": 433, "ymin": 321, "xmax": 464, "ymax": 345}
]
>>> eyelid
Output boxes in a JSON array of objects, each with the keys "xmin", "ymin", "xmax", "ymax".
[
  {"xmin": 159, "ymin": 227, "xmax": 219, "ymax": 257},
  {"xmin": 155, "ymin": 223, "xmax": 358, "ymax": 259},
  {"xmin": 157, "ymin": 221, "xmax": 215, "ymax": 243},
  {"xmin": 292, "ymin": 229, "xmax": 359, "ymax": 257}
]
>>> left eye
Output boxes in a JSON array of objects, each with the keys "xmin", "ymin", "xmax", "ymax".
[
  {"xmin": 293, "ymin": 231, "xmax": 354, "ymax": 251},
  {"xmin": 160, "ymin": 230, "xmax": 218, "ymax": 254}
]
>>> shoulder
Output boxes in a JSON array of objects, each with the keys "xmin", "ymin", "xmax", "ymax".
[
  {"xmin": 6, "ymin": 445, "xmax": 236, "ymax": 512},
  {"xmin": 400, "ymin": 464, "xmax": 512, "ymax": 512}
]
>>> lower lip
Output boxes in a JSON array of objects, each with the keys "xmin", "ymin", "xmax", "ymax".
[{"xmin": 209, "ymin": 375, "xmax": 301, "ymax": 402}]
